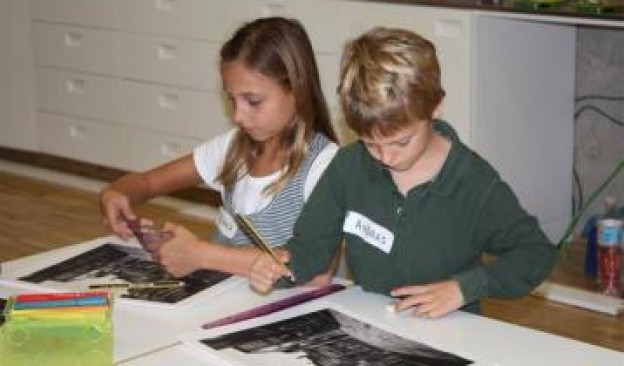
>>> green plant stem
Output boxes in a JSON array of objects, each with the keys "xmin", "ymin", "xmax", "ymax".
[{"xmin": 557, "ymin": 158, "xmax": 624, "ymax": 250}]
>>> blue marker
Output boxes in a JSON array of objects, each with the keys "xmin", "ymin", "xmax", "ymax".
[{"xmin": 14, "ymin": 295, "xmax": 108, "ymax": 310}]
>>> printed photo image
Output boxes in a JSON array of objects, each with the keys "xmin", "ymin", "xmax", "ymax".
[
  {"xmin": 17, "ymin": 242, "xmax": 232, "ymax": 304},
  {"xmin": 200, "ymin": 308, "xmax": 473, "ymax": 365}
]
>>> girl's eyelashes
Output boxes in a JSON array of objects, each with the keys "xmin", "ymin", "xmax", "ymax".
[
  {"xmin": 395, "ymin": 137, "xmax": 411, "ymax": 147},
  {"xmin": 245, "ymin": 96, "xmax": 263, "ymax": 107},
  {"xmin": 247, "ymin": 99, "xmax": 262, "ymax": 107}
]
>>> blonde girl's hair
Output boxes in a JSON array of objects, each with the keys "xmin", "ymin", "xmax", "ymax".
[
  {"xmin": 337, "ymin": 27, "xmax": 446, "ymax": 138},
  {"xmin": 217, "ymin": 17, "xmax": 338, "ymax": 195}
]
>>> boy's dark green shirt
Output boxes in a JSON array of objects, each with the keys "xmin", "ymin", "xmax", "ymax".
[{"xmin": 284, "ymin": 120, "xmax": 557, "ymax": 313}]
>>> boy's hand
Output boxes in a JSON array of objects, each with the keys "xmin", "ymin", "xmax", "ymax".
[
  {"xmin": 390, "ymin": 280, "xmax": 464, "ymax": 318},
  {"xmin": 249, "ymin": 250, "xmax": 292, "ymax": 294}
]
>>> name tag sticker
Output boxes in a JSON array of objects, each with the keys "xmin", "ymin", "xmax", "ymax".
[
  {"xmin": 216, "ymin": 207, "xmax": 237, "ymax": 239},
  {"xmin": 343, "ymin": 211, "xmax": 394, "ymax": 253}
]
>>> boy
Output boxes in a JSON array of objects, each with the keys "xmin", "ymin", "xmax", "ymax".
[{"xmin": 250, "ymin": 27, "xmax": 557, "ymax": 318}]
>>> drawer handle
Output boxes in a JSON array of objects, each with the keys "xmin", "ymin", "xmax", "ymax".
[
  {"xmin": 64, "ymin": 31, "xmax": 84, "ymax": 47},
  {"xmin": 155, "ymin": 0, "xmax": 175, "ymax": 11},
  {"xmin": 160, "ymin": 141, "xmax": 183, "ymax": 157},
  {"xmin": 66, "ymin": 78, "xmax": 86, "ymax": 94},
  {"xmin": 434, "ymin": 19, "xmax": 462, "ymax": 39},
  {"xmin": 263, "ymin": 3, "xmax": 285, "ymax": 16},
  {"xmin": 158, "ymin": 43, "xmax": 178, "ymax": 61},
  {"xmin": 158, "ymin": 93, "xmax": 180, "ymax": 109},
  {"xmin": 69, "ymin": 125, "xmax": 87, "ymax": 140}
]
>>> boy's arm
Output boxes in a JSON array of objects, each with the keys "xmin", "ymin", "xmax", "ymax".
[
  {"xmin": 453, "ymin": 180, "xmax": 558, "ymax": 306},
  {"xmin": 284, "ymin": 155, "xmax": 347, "ymax": 284}
]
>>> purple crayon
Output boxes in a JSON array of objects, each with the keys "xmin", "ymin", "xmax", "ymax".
[{"xmin": 202, "ymin": 283, "xmax": 346, "ymax": 330}]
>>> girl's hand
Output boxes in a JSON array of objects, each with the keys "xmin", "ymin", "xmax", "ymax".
[
  {"xmin": 249, "ymin": 250, "xmax": 291, "ymax": 294},
  {"xmin": 390, "ymin": 280, "xmax": 464, "ymax": 319},
  {"xmin": 155, "ymin": 223, "xmax": 205, "ymax": 278},
  {"xmin": 99, "ymin": 188, "xmax": 136, "ymax": 239}
]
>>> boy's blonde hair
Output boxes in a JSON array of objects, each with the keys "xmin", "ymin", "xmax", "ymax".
[
  {"xmin": 338, "ymin": 27, "xmax": 445, "ymax": 137},
  {"xmin": 218, "ymin": 17, "xmax": 337, "ymax": 194}
]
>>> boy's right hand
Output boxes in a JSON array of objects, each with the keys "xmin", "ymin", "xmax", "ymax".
[
  {"xmin": 249, "ymin": 250, "xmax": 292, "ymax": 294},
  {"xmin": 99, "ymin": 188, "xmax": 136, "ymax": 239}
]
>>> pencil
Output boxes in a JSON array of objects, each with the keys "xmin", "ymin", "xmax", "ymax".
[
  {"xmin": 234, "ymin": 214, "xmax": 294, "ymax": 280},
  {"xmin": 88, "ymin": 280, "xmax": 184, "ymax": 290}
]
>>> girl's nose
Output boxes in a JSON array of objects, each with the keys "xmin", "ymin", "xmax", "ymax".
[{"xmin": 231, "ymin": 104, "xmax": 245, "ymax": 126}]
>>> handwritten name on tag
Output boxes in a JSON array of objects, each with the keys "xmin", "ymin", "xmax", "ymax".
[{"xmin": 343, "ymin": 211, "xmax": 394, "ymax": 253}]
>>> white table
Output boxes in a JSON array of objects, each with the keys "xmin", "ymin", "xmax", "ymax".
[{"xmin": 2, "ymin": 237, "xmax": 623, "ymax": 366}]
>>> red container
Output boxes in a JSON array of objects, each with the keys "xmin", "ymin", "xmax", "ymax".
[{"xmin": 596, "ymin": 219, "xmax": 623, "ymax": 297}]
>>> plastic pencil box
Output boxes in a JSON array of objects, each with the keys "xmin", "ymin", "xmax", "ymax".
[{"xmin": 0, "ymin": 293, "xmax": 113, "ymax": 366}]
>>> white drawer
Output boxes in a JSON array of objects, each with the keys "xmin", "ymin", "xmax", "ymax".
[
  {"xmin": 35, "ymin": 68, "xmax": 123, "ymax": 122},
  {"xmin": 38, "ymin": 112, "xmax": 120, "ymax": 167},
  {"xmin": 119, "ymin": 81, "xmax": 232, "ymax": 138},
  {"xmin": 32, "ymin": 22, "xmax": 121, "ymax": 76},
  {"xmin": 116, "ymin": 127, "xmax": 201, "ymax": 172},
  {"xmin": 351, "ymin": 3, "xmax": 467, "ymax": 41},
  {"xmin": 118, "ymin": 0, "xmax": 267, "ymax": 41},
  {"xmin": 30, "ymin": 0, "xmax": 120, "ymax": 28},
  {"xmin": 277, "ymin": 0, "xmax": 361, "ymax": 55},
  {"xmin": 120, "ymin": 33, "xmax": 218, "ymax": 90}
]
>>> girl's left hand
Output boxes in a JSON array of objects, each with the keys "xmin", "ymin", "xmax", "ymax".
[
  {"xmin": 390, "ymin": 280, "xmax": 464, "ymax": 319},
  {"xmin": 154, "ymin": 222, "xmax": 207, "ymax": 278}
]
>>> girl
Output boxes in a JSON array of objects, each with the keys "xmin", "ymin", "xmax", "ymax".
[{"xmin": 99, "ymin": 17, "xmax": 340, "ymax": 279}]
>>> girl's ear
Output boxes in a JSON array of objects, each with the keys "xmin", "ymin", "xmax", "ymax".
[{"xmin": 432, "ymin": 97, "xmax": 444, "ymax": 120}]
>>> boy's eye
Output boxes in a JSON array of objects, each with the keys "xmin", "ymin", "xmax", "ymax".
[
  {"xmin": 395, "ymin": 137, "xmax": 411, "ymax": 147},
  {"xmin": 247, "ymin": 97, "xmax": 263, "ymax": 107}
]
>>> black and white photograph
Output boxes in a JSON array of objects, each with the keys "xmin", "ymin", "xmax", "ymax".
[
  {"xmin": 200, "ymin": 308, "xmax": 473, "ymax": 366},
  {"xmin": 15, "ymin": 242, "xmax": 232, "ymax": 305}
]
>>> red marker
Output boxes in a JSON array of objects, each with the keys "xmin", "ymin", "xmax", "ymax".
[{"xmin": 15, "ymin": 291, "xmax": 109, "ymax": 303}]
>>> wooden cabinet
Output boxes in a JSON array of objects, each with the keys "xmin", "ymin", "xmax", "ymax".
[
  {"xmin": 3, "ymin": 0, "xmax": 577, "ymax": 240},
  {"xmin": 25, "ymin": 0, "xmax": 475, "ymax": 170},
  {"xmin": 28, "ymin": 0, "xmax": 249, "ymax": 171}
]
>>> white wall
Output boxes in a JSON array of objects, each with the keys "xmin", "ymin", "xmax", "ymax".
[{"xmin": 473, "ymin": 16, "xmax": 576, "ymax": 243}]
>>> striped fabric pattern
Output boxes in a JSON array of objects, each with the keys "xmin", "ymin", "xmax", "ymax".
[{"xmin": 214, "ymin": 133, "xmax": 330, "ymax": 247}]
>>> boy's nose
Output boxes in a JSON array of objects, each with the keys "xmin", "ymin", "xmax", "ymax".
[{"xmin": 377, "ymin": 148, "xmax": 393, "ymax": 166}]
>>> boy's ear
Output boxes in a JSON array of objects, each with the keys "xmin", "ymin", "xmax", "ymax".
[{"xmin": 432, "ymin": 98, "xmax": 444, "ymax": 120}]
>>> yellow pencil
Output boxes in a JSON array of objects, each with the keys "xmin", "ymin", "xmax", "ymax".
[
  {"xmin": 88, "ymin": 280, "xmax": 184, "ymax": 290},
  {"xmin": 234, "ymin": 214, "xmax": 294, "ymax": 280}
]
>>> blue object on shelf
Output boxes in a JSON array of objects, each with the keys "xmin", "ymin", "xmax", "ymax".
[{"xmin": 585, "ymin": 223, "xmax": 598, "ymax": 278}]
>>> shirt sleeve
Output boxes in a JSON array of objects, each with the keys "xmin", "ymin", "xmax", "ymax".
[
  {"xmin": 453, "ymin": 179, "xmax": 557, "ymax": 305},
  {"xmin": 284, "ymin": 150, "xmax": 347, "ymax": 284},
  {"xmin": 192, "ymin": 129, "xmax": 237, "ymax": 192}
]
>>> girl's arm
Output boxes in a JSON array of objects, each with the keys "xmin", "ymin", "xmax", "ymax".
[
  {"xmin": 99, "ymin": 154, "xmax": 203, "ymax": 237},
  {"xmin": 158, "ymin": 222, "xmax": 269, "ymax": 278}
]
